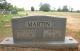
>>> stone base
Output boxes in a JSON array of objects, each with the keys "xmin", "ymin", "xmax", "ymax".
[{"xmin": 0, "ymin": 36, "xmax": 79, "ymax": 48}]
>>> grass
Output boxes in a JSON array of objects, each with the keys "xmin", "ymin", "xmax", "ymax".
[
  {"xmin": 0, "ymin": 12, "xmax": 28, "ymax": 37},
  {"xmin": 76, "ymin": 31, "xmax": 80, "ymax": 36},
  {"xmin": 0, "ymin": 14, "xmax": 15, "ymax": 37},
  {"xmin": 28, "ymin": 11, "xmax": 80, "ymax": 18}
]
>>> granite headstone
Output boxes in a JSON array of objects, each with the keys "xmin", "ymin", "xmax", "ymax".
[
  {"xmin": 0, "ymin": 16, "xmax": 78, "ymax": 49},
  {"xmin": 12, "ymin": 16, "xmax": 66, "ymax": 42}
]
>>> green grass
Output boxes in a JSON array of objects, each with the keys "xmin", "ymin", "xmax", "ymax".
[
  {"xmin": 0, "ymin": 14, "xmax": 15, "ymax": 37},
  {"xmin": 76, "ymin": 31, "xmax": 80, "ymax": 36},
  {"xmin": 0, "ymin": 11, "xmax": 28, "ymax": 37},
  {"xmin": 18, "ymin": 11, "xmax": 28, "ymax": 16}
]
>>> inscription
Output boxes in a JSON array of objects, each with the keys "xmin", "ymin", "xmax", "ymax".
[
  {"xmin": 12, "ymin": 16, "xmax": 66, "ymax": 42},
  {"xmin": 26, "ymin": 21, "xmax": 51, "ymax": 28}
]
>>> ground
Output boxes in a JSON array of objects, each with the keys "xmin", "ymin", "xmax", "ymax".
[{"xmin": 0, "ymin": 11, "xmax": 80, "ymax": 51}]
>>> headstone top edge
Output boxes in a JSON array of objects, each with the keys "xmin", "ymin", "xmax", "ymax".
[{"xmin": 12, "ymin": 16, "xmax": 66, "ymax": 19}]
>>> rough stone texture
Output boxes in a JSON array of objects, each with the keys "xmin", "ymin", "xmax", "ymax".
[{"xmin": 11, "ymin": 16, "xmax": 66, "ymax": 42}]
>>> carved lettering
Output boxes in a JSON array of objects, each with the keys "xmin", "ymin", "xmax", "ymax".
[{"xmin": 26, "ymin": 21, "xmax": 50, "ymax": 28}]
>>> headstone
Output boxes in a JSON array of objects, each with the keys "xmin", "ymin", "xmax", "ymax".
[
  {"xmin": 11, "ymin": 16, "xmax": 66, "ymax": 42},
  {"xmin": 11, "ymin": 10, "xmax": 17, "ymax": 14},
  {"xmin": 0, "ymin": 9, "xmax": 16, "ymax": 14},
  {"xmin": 0, "ymin": 16, "xmax": 79, "ymax": 50}
]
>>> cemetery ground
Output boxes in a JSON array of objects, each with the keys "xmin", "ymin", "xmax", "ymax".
[{"xmin": 0, "ymin": 11, "xmax": 80, "ymax": 51}]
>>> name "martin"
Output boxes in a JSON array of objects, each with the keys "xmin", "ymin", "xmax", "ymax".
[{"xmin": 26, "ymin": 21, "xmax": 50, "ymax": 28}]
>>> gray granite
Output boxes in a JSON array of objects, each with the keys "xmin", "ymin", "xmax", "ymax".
[
  {"xmin": 11, "ymin": 16, "xmax": 66, "ymax": 42},
  {"xmin": 0, "ymin": 36, "xmax": 78, "ymax": 48}
]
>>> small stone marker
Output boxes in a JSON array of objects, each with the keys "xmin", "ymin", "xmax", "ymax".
[
  {"xmin": 12, "ymin": 16, "xmax": 66, "ymax": 42},
  {"xmin": 0, "ymin": 16, "xmax": 79, "ymax": 51}
]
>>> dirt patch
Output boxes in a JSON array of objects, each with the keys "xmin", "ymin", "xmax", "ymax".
[{"xmin": 67, "ymin": 16, "xmax": 80, "ymax": 31}]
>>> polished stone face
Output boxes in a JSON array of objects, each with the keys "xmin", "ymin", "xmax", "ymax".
[{"xmin": 11, "ymin": 16, "xmax": 66, "ymax": 42}]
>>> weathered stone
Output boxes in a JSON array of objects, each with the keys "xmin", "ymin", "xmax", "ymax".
[{"xmin": 11, "ymin": 16, "xmax": 66, "ymax": 42}]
